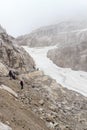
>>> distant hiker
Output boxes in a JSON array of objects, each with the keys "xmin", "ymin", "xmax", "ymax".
[
  {"xmin": 9, "ymin": 70, "xmax": 16, "ymax": 80},
  {"xmin": 20, "ymin": 80, "xmax": 24, "ymax": 89},
  {"xmin": 33, "ymin": 65, "xmax": 36, "ymax": 70},
  {"xmin": 9, "ymin": 70, "xmax": 13, "ymax": 79}
]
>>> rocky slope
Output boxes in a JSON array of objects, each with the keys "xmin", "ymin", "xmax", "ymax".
[
  {"xmin": 19, "ymin": 71, "xmax": 87, "ymax": 130},
  {"xmin": 0, "ymin": 25, "xmax": 49, "ymax": 130},
  {"xmin": 0, "ymin": 68, "xmax": 87, "ymax": 130},
  {"xmin": 0, "ymin": 25, "xmax": 35, "ymax": 76},
  {"xmin": 0, "ymin": 24, "xmax": 87, "ymax": 130},
  {"xmin": 0, "ymin": 75, "xmax": 50, "ymax": 130}
]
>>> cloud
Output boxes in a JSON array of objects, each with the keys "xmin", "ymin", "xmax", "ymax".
[{"xmin": 0, "ymin": 0, "xmax": 87, "ymax": 37}]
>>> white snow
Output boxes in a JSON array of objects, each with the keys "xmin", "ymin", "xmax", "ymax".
[
  {"xmin": 0, "ymin": 84, "xmax": 18, "ymax": 98},
  {"xmin": 0, "ymin": 122, "xmax": 12, "ymax": 130},
  {"xmin": 23, "ymin": 46, "xmax": 87, "ymax": 97}
]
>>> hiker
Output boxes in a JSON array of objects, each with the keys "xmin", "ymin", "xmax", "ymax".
[
  {"xmin": 9, "ymin": 70, "xmax": 16, "ymax": 80},
  {"xmin": 9, "ymin": 70, "xmax": 13, "ymax": 79},
  {"xmin": 20, "ymin": 80, "xmax": 24, "ymax": 89}
]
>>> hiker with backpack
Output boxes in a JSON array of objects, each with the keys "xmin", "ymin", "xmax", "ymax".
[
  {"xmin": 9, "ymin": 70, "xmax": 16, "ymax": 80},
  {"xmin": 20, "ymin": 80, "xmax": 24, "ymax": 89}
]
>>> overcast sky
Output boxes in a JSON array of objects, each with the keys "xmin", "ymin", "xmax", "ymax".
[{"xmin": 0, "ymin": 0, "xmax": 87, "ymax": 37}]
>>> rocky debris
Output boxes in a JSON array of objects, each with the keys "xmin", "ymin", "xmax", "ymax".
[
  {"xmin": 39, "ymin": 100, "xmax": 44, "ymax": 105},
  {"xmin": 18, "ymin": 71, "xmax": 87, "ymax": 130},
  {"xmin": 0, "ymin": 67, "xmax": 87, "ymax": 130},
  {"xmin": 0, "ymin": 76, "xmax": 50, "ymax": 130}
]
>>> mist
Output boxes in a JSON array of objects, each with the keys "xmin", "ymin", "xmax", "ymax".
[{"xmin": 0, "ymin": 0, "xmax": 87, "ymax": 37}]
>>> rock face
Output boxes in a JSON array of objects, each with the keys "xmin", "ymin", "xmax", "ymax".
[
  {"xmin": 0, "ymin": 28, "xmax": 35, "ymax": 74},
  {"xmin": 48, "ymin": 41, "xmax": 87, "ymax": 71}
]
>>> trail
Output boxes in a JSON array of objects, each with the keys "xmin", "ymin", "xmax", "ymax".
[{"xmin": 23, "ymin": 46, "xmax": 87, "ymax": 97}]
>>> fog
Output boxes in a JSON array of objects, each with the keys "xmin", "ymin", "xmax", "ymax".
[{"xmin": 0, "ymin": 0, "xmax": 87, "ymax": 37}]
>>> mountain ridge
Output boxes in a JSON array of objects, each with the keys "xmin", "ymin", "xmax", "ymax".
[
  {"xmin": 16, "ymin": 21, "xmax": 87, "ymax": 47},
  {"xmin": 16, "ymin": 21, "xmax": 87, "ymax": 71}
]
